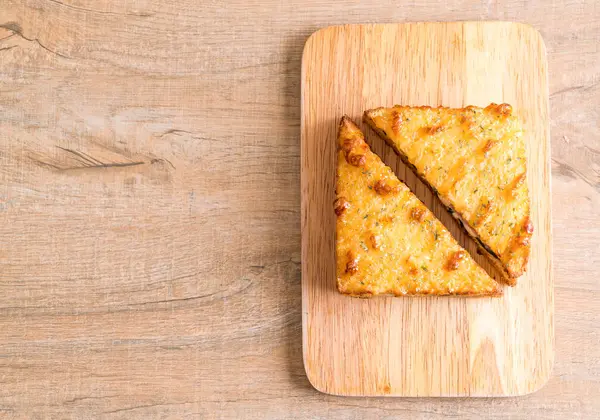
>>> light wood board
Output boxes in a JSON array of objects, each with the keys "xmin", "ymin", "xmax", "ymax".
[
  {"xmin": 301, "ymin": 22, "xmax": 553, "ymax": 397},
  {"xmin": 4, "ymin": 0, "xmax": 599, "ymax": 416}
]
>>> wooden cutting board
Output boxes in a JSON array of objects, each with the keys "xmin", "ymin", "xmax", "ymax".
[{"xmin": 300, "ymin": 22, "xmax": 553, "ymax": 397}]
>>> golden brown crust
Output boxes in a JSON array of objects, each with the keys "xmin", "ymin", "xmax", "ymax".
[
  {"xmin": 410, "ymin": 207, "xmax": 426, "ymax": 222},
  {"xmin": 363, "ymin": 104, "xmax": 531, "ymax": 285},
  {"xmin": 391, "ymin": 110, "xmax": 402, "ymax": 134},
  {"xmin": 482, "ymin": 139, "xmax": 497, "ymax": 154},
  {"xmin": 334, "ymin": 197, "xmax": 350, "ymax": 216},
  {"xmin": 373, "ymin": 179, "xmax": 395, "ymax": 195},
  {"xmin": 340, "ymin": 290, "xmax": 503, "ymax": 298},
  {"xmin": 347, "ymin": 153, "xmax": 366, "ymax": 167},
  {"xmin": 345, "ymin": 250, "xmax": 359, "ymax": 274},
  {"xmin": 335, "ymin": 116, "xmax": 502, "ymax": 297},
  {"xmin": 369, "ymin": 233, "xmax": 381, "ymax": 250},
  {"xmin": 445, "ymin": 250, "xmax": 467, "ymax": 271},
  {"xmin": 426, "ymin": 124, "xmax": 445, "ymax": 135}
]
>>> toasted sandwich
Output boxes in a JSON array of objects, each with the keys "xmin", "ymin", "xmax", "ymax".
[
  {"xmin": 335, "ymin": 116, "xmax": 502, "ymax": 296},
  {"xmin": 363, "ymin": 104, "xmax": 532, "ymax": 285}
]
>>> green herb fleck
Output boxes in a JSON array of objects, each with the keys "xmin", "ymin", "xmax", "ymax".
[
  {"xmin": 421, "ymin": 265, "xmax": 428, "ymax": 272},
  {"xmin": 360, "ymin": 241, "xmax": 368, "ymax": 251},
  {"xmin": 368, "ymin": 185, "xmax": 372, "ymax": 190},
  {"xmin": 434, "ymin": 231, "xmax": 439, "ymax": 240},
  {"xmin": 473, "ymin": 188, "xmax": 478, "ymax": 193},
  {"xmin": 363, "ymin": 214, "xmax": 368, "ymax": 219},
  {"xmin": 360, "ymin": 281, "xmax": 365, "ymax": 285}
]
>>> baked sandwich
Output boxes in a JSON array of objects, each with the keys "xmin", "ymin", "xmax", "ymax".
[
  {"xmin": 335, "ymin": 116, "xmax": 502, "ymax": 297},
  {"xmin": 363, "ymin": 104, "xmax": 532, "ymax": 285}
]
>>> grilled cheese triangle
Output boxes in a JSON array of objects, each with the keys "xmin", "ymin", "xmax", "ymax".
[
  {"xmin": 335, "ymin": 116, "xmax": 502, "ymax": 297},
  {"xmin": 364, "ymin": 104, "xmax": 532, "ymax": 285}
]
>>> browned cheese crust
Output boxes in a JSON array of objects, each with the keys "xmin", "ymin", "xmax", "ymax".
[
  {"xmin": 335, "ymin": 116, "xmax": 502, "ymax": 297},
  {"xmin": 363, "ymin": 104, "xmax": 532, "ymax": 285}
]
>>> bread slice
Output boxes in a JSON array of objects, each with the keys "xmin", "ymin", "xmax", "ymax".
[
  {"xmin": 335, "ymin": 116, "xmax": 502, "ymax": 297},
  {"xmin": 363, "ymin": 104, "xmax": 532, "ymax": 285}
]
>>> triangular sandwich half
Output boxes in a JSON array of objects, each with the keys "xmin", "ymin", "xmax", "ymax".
[
  {"xmin": 335, "ymin": 116, "xmax": 502, "ymax": 297},
  {"xmin": 363, "ymin": 104, "xmax": 532, "ymax": 285}
]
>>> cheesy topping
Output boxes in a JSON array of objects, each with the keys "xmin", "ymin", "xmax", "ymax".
[
  {"xmin": 335, "ymin": 116, "xmax": 501, "ymax": 297},
  {"xmin": 364, "ymin": 104, "xmax": 532, "ymax": 282}
]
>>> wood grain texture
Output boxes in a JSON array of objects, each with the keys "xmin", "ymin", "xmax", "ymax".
[
  {"xmin": 0, "ymin": 0, "xmax": 598, "ymax": 418},
  {"xmin": 301, "ymin": 22, "xmax": 552, "ymax": 397}
]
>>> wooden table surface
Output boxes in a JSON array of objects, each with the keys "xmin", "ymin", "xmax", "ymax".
[{"xmin": 0, "ymin": 0, "xmax": 598, "ymax": 418}]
